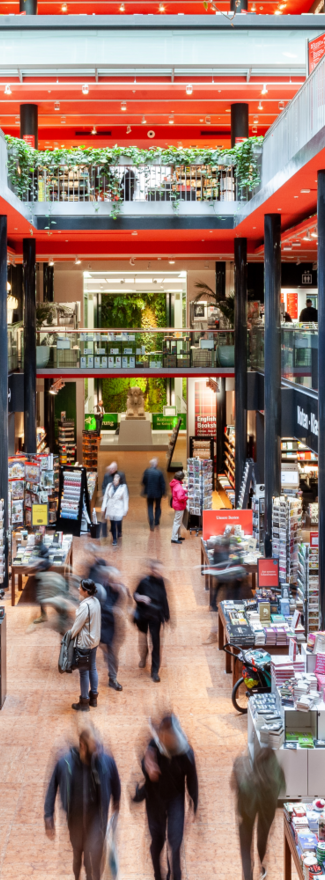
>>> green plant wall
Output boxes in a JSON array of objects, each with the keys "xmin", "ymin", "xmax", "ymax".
[{"xmin": 101, "ymin": 292, "xmax": 167, "ymax": 413}]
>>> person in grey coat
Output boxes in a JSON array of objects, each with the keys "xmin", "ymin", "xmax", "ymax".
[{"xmin": 142, "ymin": 458, "xmax": 166, "ymax": 532}]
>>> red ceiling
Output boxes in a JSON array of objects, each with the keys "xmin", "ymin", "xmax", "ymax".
[
  {"xmin": 0, "ymin": 76, "xmax": 304, "ymax": 148},
  {"xmin": 1, "ymin": 1, "xmax": 315, "ymax": 14}
]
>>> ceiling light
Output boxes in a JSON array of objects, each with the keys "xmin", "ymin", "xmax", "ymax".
[
  {"xmin": 54, "ymin": 103, "xmax": 60, "ymax": 111},
  {"xmin": 279, "ymin": 3, "xmax": 287, "ymax": 7},
  {"xmin": 303, "ymin": 230, "xmax": 311, "ymax": 241},
  {"xmin": 141, "ymin": 115, "xmax": 147, "ymax": 124},
  {"xmin": 4, "ymin": 85, "xmax": 11, "ymax": 96},
  {"xmin": 129, "ymin": 258, "xmax": 135, "ymax": 266},
  {"xmin": 82, "ymin": 84, "xmax": 89, "ymax": 95},
  {"xmin": 292, "ymin": 242, "xmax": 301, "ymax": 248},
  {"xmin": 48, "ymin": 258, "xmax": 54, "ymax": 266},
  {"xmin": 205, "ymin": 116, "xmax": 211, "ymax": 125},
  {"xmin": 252, "ymin": 128, "xmax": 257, "ymax": 134},
  {"xmin": 131, "ymin": 231, "xmax": 138, "ymax": 236},
  {"xmin": 6, "ymin": 282, "xmax": 11, "ymax": 292},
  {"xmin": 261, "ymin": 84, "xmax": 268, "ymax": 95},
  {"xmin": 278, "ymin": 101, "xmax": 285, "ymax": 111},
  {"xmin": 119, "ymin": 2, "xmax": 125, "ymax": 9},
  {"xmin": 311, "ymin": 231, "xmax": 318, "ymax": 238},
  {"xmin": 169, "ymin": 259, "xmax": 175, "ymax": 264},
  {"xmin": 91, "ymin": 125, "xmax": 97, "ymax": 135},
  {"xmin": 301, "ymin": 189, "xmax": 311, "ymax": 194},
  {"xmin": 283, "ymin": 246, "xmax": 292, "ymax": 251},
  {"xmin": 186, "ymin": 84, "xmax": 193, "ymax": 95},
  {"xmin": 169, "ymin": 114, "xmax": 174, "ymax": 125},
  {"xmin": 75, "ymin": 256, "xmax": 81, "ymax": 264},
  {"xmin": 251, "ymin": 3, "xmax": 256, "ymax": 9},
  {"xmin": 61, "ymin": 2, "xmax": 67, "ymax": 10},
  {"xmin": 126, "ymin": 124, "xmax": 132, "ymax": 134},
  {"xmin": 61, "ymin": 117, "xmax": 66, "ymax": 124},
  {"xmin": 258, "ymin": 101, "xmax": 263, "ymax": 111},
  {"xmin": 159, "ymin": 3, "xmax": 165, "ymax": 10},
  {"xmin": 274, "ymin": 9, "xmax": 282, "ymax": 14},
  {"xmin": 121, "ymin": 102, "xmax": 127, "ymax": 111}
]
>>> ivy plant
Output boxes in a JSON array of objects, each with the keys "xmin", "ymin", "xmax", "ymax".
[{"xmin": 5, "ymin": 134, "xmax": 263, "ymax": 212}]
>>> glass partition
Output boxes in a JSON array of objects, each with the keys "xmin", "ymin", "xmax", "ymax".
[{"xmin": 249, "ymin": 325, "xmax": 318, "ymax": 390}]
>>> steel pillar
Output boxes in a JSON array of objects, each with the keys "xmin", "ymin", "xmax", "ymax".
[
  {"xmin": 20, "ymin": 104, "xmax": 38, "ymax": 149},
  {"xmin": 264, "ymin": 214, "xmax": 281, "ymax": 557},
  {"xmin": 23, "ymin": 238, "xmax": 36, "ymax": 453},
  {"xmin": 231, "ymin": 103, "xmax": 248, "ymax": 148},
  {"xmin": 0, "ymin": 218, "xmax": 8, "ymax": 591},
  {"xmin": 318, "ymin": 171, "xmax": 325, "ymax": 626},
  {"xmin": 234, "ymin": 238, "xmax": 247, "ymax": 506}
]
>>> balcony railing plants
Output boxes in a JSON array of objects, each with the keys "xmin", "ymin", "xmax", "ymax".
[{"xmin": 5, "ymin": 136, "xmax": 263, "ymax": 217}]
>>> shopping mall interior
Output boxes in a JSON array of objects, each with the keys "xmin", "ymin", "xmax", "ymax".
[{"xmin": 2, "ymin": 2, "xmax": 325, "ymax": 879}]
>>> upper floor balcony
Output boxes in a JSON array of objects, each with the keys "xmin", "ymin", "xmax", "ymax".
[{"xmin": 250, "ymin": 324, "xmax": 319, "ymax": 392}]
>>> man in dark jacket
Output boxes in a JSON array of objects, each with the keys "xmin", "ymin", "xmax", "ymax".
[
  {"xmin": 44, "ymin": 727, "xmax": 121, "ymax": 880},
  {"xmin": 299, "ymin": 298, "xmax": 318, "ymax": 322},
  {"xmin": 134, "ymin": 560, "xmax": 170, "ymax": 682},
  {"xmin": 142, "ymin": 458, "xmax": 166, "ymax": 531},
  {"xmin": 134, "ymin": 715, "xmax": 198, "ymax": 880}
]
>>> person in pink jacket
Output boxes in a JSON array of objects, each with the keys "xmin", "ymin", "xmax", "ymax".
[{"xmin": 170, "ymin": 471, "xmax": 187, "ymax": 544}]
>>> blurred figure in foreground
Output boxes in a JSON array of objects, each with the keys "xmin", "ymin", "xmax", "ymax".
[
  {"xmin": 44, "ymin": 725, "xmax": 121, "ymax": 880},
  {"xmin": 231, "ymin": 747, "xmax": 285, "ymax": 880},
  {"xmin": 141, "ymin": 458, "xmax": 166, "ymax": 532},
  {"xmin": 31, "ymin": 526, "xmax": 51, "ymax": 623},
  {"xmin": 134, "ymin": 560, "xmax": 170, "ymax": 683},
  {"xmin": 133, "ymin": 714, "xmax": 198, "ymax": 880}
]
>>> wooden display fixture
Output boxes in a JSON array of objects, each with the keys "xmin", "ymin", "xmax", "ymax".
[{"xmin": 82, "ymin": 430, "xmax": 100, "ymax": 470}]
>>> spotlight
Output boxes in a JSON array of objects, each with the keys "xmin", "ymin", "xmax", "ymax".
[
  {"xmin": 126, "ymin": 124, "xmax": 132, "ymax": 134},
  {"xmin": 311, "ymin": 230, "xmax": 318, "ymax": 239},
  {"xmin": 186, "ymin": 84, "xmax": 193, "ymax": 95},
  {"xmin": 141, "ymin": 115, "xmax": 147, "ymax": 124},
  {"xmin": 205, "ymin": 115, "xmax": 211, "ymax": 125},
  {"xmin": 54, "ymin": 102, "xmax": 60, "ymax": 111},
  {"xmin": 169, "ymin": 259, "xmax": 175, "ymax": 264},
  {"xmin": 278, "ymin": 100, "xmax": 285, "ymax": 111},
  {"xmin": 6, "ymin": 282, "xmax": 11, "ymax": 292},
  {"xmin": 91, "ymin": 125, "xmax": 97, "ymax": 135},
  {"xmin": 261, "ymin": 84, "xmax": 268, "ymax": 95},
  {"xmin": 75, "ymin": 256, "xmax": 81, "ymax": 264},
  {"xmin": 159, "ymin": 3, "xmax": 165, "ymax": 10},
  {"xmin": 61, "ymin": 2, "xmax": 68, "ymax": 10},
  {"xmin": 303, "ymin": 230, "xmax": 311, "ymax": 241},
  {"xmin": 82, "ymin": 84, "xmax": 89, "ymax": 95},
  {"xmin": 129, "ymin": 257, "xmax": 135, "ymax": 266},
  {"xmin": 119, "ymin": 3, "xmax": 125, "ymax": 9},
  {"xmin": 61, "ymin": 117, "xmax": 66, "ymax": 124},
  {"xmin": 258, "ymin": 101, "xmax": 263, "ymax": 111},
  {"xmin": 4, "ymin": 85, "xmax": 11, "ymax": 95},
  {"xmin": 168, "ymin": 114, "xmax": 174, "ymax": 125},
  {"xmin": 48, "ymin": 258, "xmax": 54, "ymax": 266},
  {"xmin": 49, "ymin": 378, "xmax": 65, "ymax": 395},
  {"xmin": 121, "ymin": 101, "xmax": 127, "ymax": 111}
]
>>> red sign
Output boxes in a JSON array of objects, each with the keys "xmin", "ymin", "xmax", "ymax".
[
  {"xmin": 308, "ymin": 33, "xmax": 325, "ymax": 74},
  {"xmin": 23, "ymin": 134, "xmax": 35, "ymax": 148},
  {"xmin": 258, "ymin": 558, "xmax": 279, "ymax": 589},
  {"xmin": 202, "ymin": 508, "xmax": 253, "ymax": 540},
  {"xmin": 310, "ymin": 531, "xmax": 319, "ymax": 547},
  {"xmin": 286, "ymin": 291, "xmax": 298, "ymax": 320}
]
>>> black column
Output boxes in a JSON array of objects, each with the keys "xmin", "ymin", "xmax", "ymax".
[
  {"xmin": 43, "ymin": 263, "xmax": 54, "ymax": 303},
  {"xmin": 20, "ymin": 0, "xmax": 38, "ymax": 13},
  {"xmin": 23, "ymin": 238, "xmax": 36, "ymax": 453},
  {"xmin": 234, "ymin": 239, "xmax": 247, "ymax": 506},
  {"xmin": 231, "ymin": 104, "xmax": 249, "ymax": 148},
  {"xmin": 230, "ymin": 0, "xmax": 247, "ymax": 10},
  {"xmin": 264, "ymin": 214, "xmax": 281, "ymax": 558},
  {"xmin": 20, "ymin": 105, "xmax": 38, "ymax": 150},
  {"xmin": 216, "ymin": 377, "xmax": 226, "ymax": 475},
  {"xmin": 0, "ymin": 218, "xmax": 8, "ymax": 591},
  {"xmin": 318, "ymin": 171, "xmax": 325, "ymax": 627}
]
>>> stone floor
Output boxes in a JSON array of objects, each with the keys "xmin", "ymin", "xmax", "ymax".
[{"xmin": 0, "ymin": 448, "xmax": 297, "ymax": 879}]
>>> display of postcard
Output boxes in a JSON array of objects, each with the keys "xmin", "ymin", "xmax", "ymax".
[
  {"xmin": 101, "ymin": 357, "xmax": 108, "ymax": 368},
  {"xmin": 96, "ymin": 348, "xmax": 106, "ymax": 355},
  {"xmin": 87, "ymin": 356, "xmax": 94, "ymax": 368},
  {"xmin": 122, "ymin": 357, "xmax": 128, "ymax": 368},
  {"xmin": 108, "ymin": 357, "xmax": 114, "ymax": 368},
  {"xmin": 12, "ymin": 499, "xmax": 24, "ymax": 523},
  {"xmin": 11, "ymin": 480, "xmax": 25, "ymax": 500},
  {"xmin": 25, "ymin": 509, "xmax": 31, "ymax": 526},
  {"xmin": 25, "ymin": 492, "xmax": 31, "ymax": 507},
  {"xmin": 129, "ymin": 357, "xmax": 135, "ymax": 368},
  {"xmin": 80, "ymin": 356, "xmax": 86, "ymax": 368},
  {"xmin": 25, "ymin": 463, "xmax": 40, "ymax": 482},
  {"xmin": 115, "ymin": 357, "xmax": 121, "ymax": 368},
  {"xmin": 94, "ymin": 357, "xmax": 101, "ymax": 368},
  {"xmin": 8, "ymin": 458, "xmax": 25, "ymax": 480}
]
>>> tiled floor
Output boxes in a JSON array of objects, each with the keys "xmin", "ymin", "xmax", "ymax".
[{"xmin": 0, "ymin": 448, "xmax": 297, "ymax": 879}]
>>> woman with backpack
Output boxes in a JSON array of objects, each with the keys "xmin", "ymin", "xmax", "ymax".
[{"xmin": 169, "ymin": 471, "xmax": 187, "ymax": 544}]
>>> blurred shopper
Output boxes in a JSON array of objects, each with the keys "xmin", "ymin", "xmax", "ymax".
[
  {"xmin": 133, "ymin": 714, "xmax": 198, "ymax": 880},
  {"xmin": 70, "ymin": 579, "xmax": 101, "ymax": 712},
  {"xmin": 99, "ymin": 565, "xmax": 128, "ymax": 692},
  {"xmin": 44, "ymin": 725, "xmax": 121, "ymax": 880},
  {"xmin": 102, "ymin": 473, "xmax": 129, "ymax": 546},
  {"xmin": 299, "ymin": 297, "xmax": 318, "ymax": 322},
  {"xmin": 142, "ymin": 458, "xmax": 166, "ymax": 532},
  {"xmin": 170, "ymin": 471, "xmax": 187, "ymax": 544},
  {"xmin": 32, "ymin": 526, "xmax": 51, "ymax": 623},
  {"xmin": 134, "ymin": 560, "xmax": 170, "ymax": 682},
  {"xmin": 231, "ymin": 747, "xmax": 285, "ymax": 880},
  {"xmin": 101, "ymin": 462, "xmax": 127, "ymax": 540}
]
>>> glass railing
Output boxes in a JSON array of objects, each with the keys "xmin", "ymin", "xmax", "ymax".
[
  {"xmin": 249, "ymin": 324, "xmax": 319, "ymax": 390},
  {"xmin": 36, "ymin": 328, "xmax": 234, "ymax": 370},
  {"xmin": 8, "ymin": 322, "xmax": 24, "ymax": 372}
]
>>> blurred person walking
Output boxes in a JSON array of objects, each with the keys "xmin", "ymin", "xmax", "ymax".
[
  {"xmin": 44, "ymin": 725, "xmax": 121, "ymax": 880},
  {"xmin": 170, "ymin": 472, "xmax": 187, "ymax": 545},
  {"xmin": 231, "ymin": 747, "xmax": 285, "ymax": 880},
  {"xmin": 134, "ymin": 560, "xmax": 170, "ymax": 682},
  {"xmin": 70, "ymin": 579, "xmax": 101, "ymax": 711},
  {"xmin": 142, "ymin": 458, "xmax": 166, "ymax": 532},
  {"xmin": 97, "ymin": 564, "xmax": 128, "ymax": 692},
  {"xmin": 133, "ymin": 714, "xmax": 198, "ymax": 880},
  {"xmin": 102, "ymin": 473, "xmax": 129, "ymax": 546}
]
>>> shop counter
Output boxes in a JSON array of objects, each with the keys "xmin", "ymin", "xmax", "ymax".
[
  {"xmin": 218, "ymin": 602, "xmax": 289, "ymax": 685},
  {"xmin": 11, "ymin": 542, "xmax": 73, "ymax": 606},
  {"xmin": 284, "ymin": 816, "xmax": 303, "ymax": 880},
  {"xmin": 200, "ymin": 538, "xmax": 258, "ymax": 600}
]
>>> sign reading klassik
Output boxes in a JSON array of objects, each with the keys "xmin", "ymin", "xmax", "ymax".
[{"xmin": 202, "ymin": 509, "xmax": 253, "ymax": 540}]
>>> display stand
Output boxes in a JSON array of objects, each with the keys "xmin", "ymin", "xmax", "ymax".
[
  {"xmin": 237, "ymin": 458, "xmax": 256, "ymax": 510},
  {"xmin": 57, "ymin": 466, "xmax": 91, "ymax": 537}
]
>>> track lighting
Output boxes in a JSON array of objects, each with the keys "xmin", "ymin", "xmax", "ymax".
[
  {"xmin": 126, "ymin": 124, "xmax": 132, "ymax": 134},
  {"xmin": 6, "ymin": 282, "xmax": 11, "ymax": 292},
  {"xmin": 258, "ymin": 101, "xmax": 263, "ymax": 111},
  {"xmin": 61, "ymin": 2, "xmax": 68, "ymax": 10},
  {"xmin": 186, "ymin": 84, "xmax": 193, "ymax": 95},
  {"xmin": 159, "ymin": 3, "xmax": 165, "ymax": 10},
  {"xmin": 129, "ymin": 257, "xmax": 135, "ymax": 266},
  {"xmin": 48, "ymin": 258, "xmax": 54, "ymax": 266},
  {"xmin": 121, "ymin": 102, "xmax": 127, "ymax": 112},
  {"xmin": 261, "ymin": 84, "xmax": 268, "ymax": 95},
  {"xmin": 75, "ymin": 256, "xmax": 81, "ymax": 264},
  {"xmin": 278, "ymin": 100, "xmax": 285, "ymax": 111},
  {"xmin": 4, "ymin": 85, "xmax": 11, "ymax": 96},
  {"xmin": 82, "ymin": 84, "xmax": 89, "ymax": 95},
  {"xmin": 49, "ymin": 378, "xmax": 65, "ymax": 395},
  {"xmin": 168, "ymin": 114, "xmax": 174, "ymax": 125},
  {"xmin": 54, "ymin": 102, "xmax": 60, "ymax": 111},
  {"xmin": 205, "ymin": 116, "xmax": 211, "ymax": 125},
  {"xmin": 141, "ymin": 115, "xmax": 147, "ymax": 124},
  {"xmin": 91, "ymin": 125, "xmax": 97, "ymax": 135},
  {"xmin": 119, "ymin": 3, "xmax": 125, "ymax": 9}
]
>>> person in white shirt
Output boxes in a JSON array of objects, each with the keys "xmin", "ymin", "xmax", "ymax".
[
  {"xmin": 70, "ymin": 579, "xmax": 101, "ymax": 712},
  {"xmin": 101, "ymin": 473, "xmax": 129, "ymax": 546}
]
